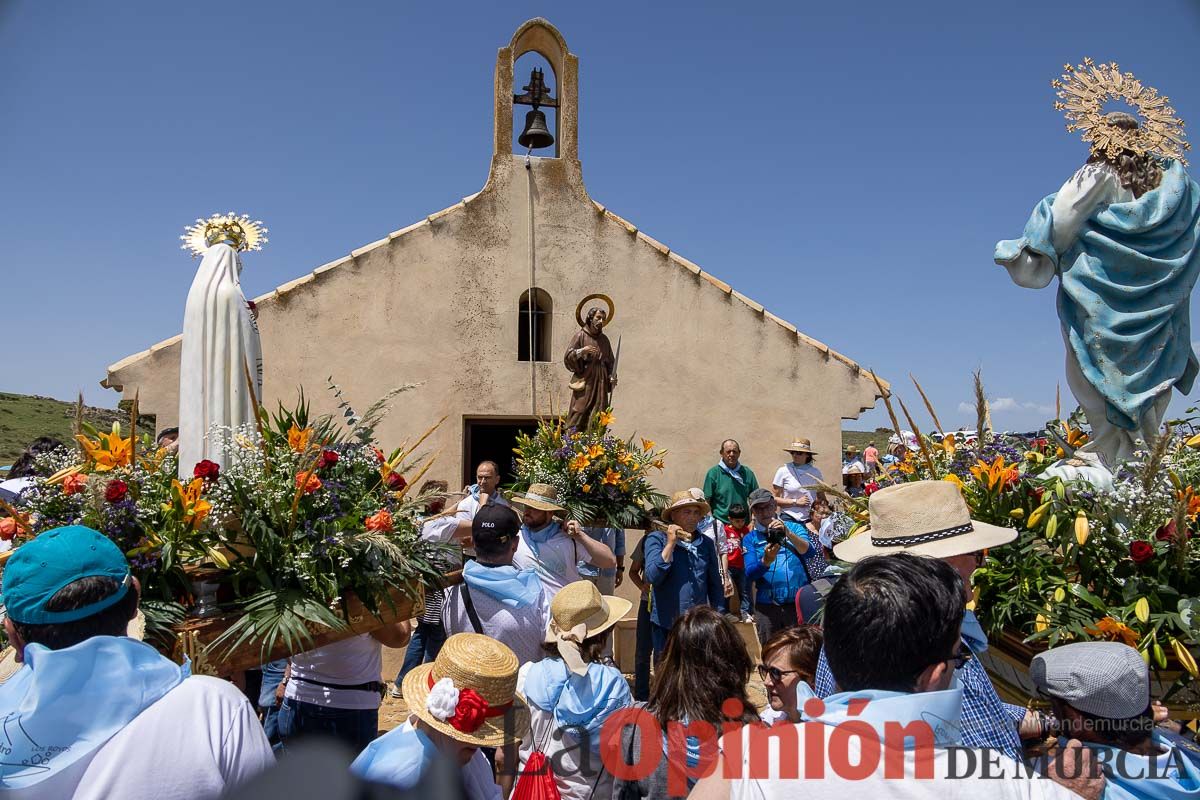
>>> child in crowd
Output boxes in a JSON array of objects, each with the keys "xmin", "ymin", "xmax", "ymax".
[{"xmin": 722, "ymin": 504, "xmax": 754, "ymax": 623}]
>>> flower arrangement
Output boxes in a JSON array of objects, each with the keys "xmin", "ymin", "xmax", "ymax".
[
  {"xmin": 511, "ymin": 409, "xmax": 666, "ymax": 528},
  {"xmin": 6, "ymin": 382, "xmax": 449, "ymax": 664},
  {"xmin": 838, "ymin": 381, "xmax": 1200, "ymax": 700}
]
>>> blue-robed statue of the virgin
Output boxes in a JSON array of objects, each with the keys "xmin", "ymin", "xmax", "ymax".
[{"xmin": 995, "ymin": 59, "xmax": 1200, "ymax": 468}]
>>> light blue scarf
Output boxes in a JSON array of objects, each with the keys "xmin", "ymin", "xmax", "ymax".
[
  {"xmin": 718, "ymin": 462, "xmax": 745, "ymax": 485},
  {"xmin": 1078, "ymin": 732, "xmax": 1200, "ymax": 799},
  {"xmin": 462, "ymin": 559, "xmax": 543, "ymax": 608},
  {"xmin": 960, "ymin": 609, "xmax": 989, "ymax": 654},
  {"xmin": 523, "ymin": 520, "xmax": 561, "ymax": 546},
  {"xmin": 522, "ymin": 659, "xmax": 632, "ymax": 754},
  {"xmin": 352, "ymin": 720, "xmax": 439, "ymax": 788},
  {"xmin": 799, "ymin": 681, "xmax": 964, "ymax": 748},
  {"xmin": 0, "ymin": 636, "xmax": 189, "ymax": 789}
]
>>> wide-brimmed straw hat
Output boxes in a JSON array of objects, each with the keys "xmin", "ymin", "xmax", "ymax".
[
  {"xmin": 546, "ymin": 581, "xmax": 632, "ymax": 675},
  {"xmin": 509, "ymin": 483, "xmax": 566, "ymax": 513},
  {"xmin": 784, "ymin": 437, "xmax": 818, "ymax": 455},
  {"xmin": 402, "ymin": 633, "xmax": 529, "ymax": 748},
  {"xmin": 833, "ymin": 480, "xmax": 1018, "ymax": 562},
  {"xmin": 0, "ymin": 608, "xmax": 145, "ymax": 685},
  {"xmin": 661, "ymin": 488, "xmax": 711, "ymax": 524}
]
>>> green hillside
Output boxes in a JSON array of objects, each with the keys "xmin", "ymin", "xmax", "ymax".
[{"xmin": 0, "ymin": 392, "xmax": 156, "ymax": 465}]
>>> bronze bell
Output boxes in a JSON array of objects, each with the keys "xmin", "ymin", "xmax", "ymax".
[{"xmin": 518, "ymin": 109, "xmax": 554, "ymax": 150}]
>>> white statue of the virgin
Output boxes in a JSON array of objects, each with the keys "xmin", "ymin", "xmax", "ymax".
[{"xmin": 177, "ymin": 213, "xmax": 268, "ymax": 477}]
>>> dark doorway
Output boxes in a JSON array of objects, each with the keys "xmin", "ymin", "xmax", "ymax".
[{"xmin": 463, "ymin": 417, "xmax": 542, "ymax": 488}]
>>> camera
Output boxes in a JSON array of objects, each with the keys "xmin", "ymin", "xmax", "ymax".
[{"xmin": 766, "ymin": 525, "xmax": 786, "ymax": 547}]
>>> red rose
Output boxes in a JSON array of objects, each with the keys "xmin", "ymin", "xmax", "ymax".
[
  {"xmin": 373, "ymin": 447, "xmax": 386, "ymax": 464},
  {"xmin": 1130, "ymin": 541, "xmax": 1155, "ymax": 564},
  {"xmin": 320, "ymin": 450, "xmax": 339, "ymax": 468},
  {"xmin": 193, "ymin": 459, "xmax": 220, "ymax": 481},
  {"xmin": 1156, "ymin": 521, "xmax": 1177, "ymax": 542},
  {"xmin": 386, "ymin": 472, "xmax": 407, "ymax": 491},
  {"xmin": 105, "ymin": 479, "xmax": 128, "ymax": 503},
  {"xmin": 864, "ymin": 482, "xmax": 880, "ymax": 496},
  {"xmin": 448, "ymin": 687, "xmax": 490, "ymax": 733}
]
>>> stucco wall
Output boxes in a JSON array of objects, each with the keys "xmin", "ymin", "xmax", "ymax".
[{"xmin": 104, "ymin": 19, "xmax": 881, "ymax": 494}]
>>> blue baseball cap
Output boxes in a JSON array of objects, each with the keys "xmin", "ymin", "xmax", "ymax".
[{"xmin": 1, "ymin": 525, "xmax": 132, "ymax": 625}]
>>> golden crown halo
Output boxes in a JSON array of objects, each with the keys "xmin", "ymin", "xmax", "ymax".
[
  {"xmin": 1052, "ymin": 58, "xmax": 1189, "ymax": 165},
  {"xmin": 180, "ymin": 212, "xmax": 269, "ymax": 256}
]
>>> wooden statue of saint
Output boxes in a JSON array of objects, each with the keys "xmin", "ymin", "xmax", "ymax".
[{"xmin": 563, "ymin": 297, "xmax": 616, "ymax": 429}]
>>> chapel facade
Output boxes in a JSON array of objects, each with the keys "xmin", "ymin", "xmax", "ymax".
[{"xmin": 103, "ymin": 19, "xmax": 883, "ymax": 490}]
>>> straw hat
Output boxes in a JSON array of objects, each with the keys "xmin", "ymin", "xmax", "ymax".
[
  {"xmin": 0, "ymin": 608, "xmax": 145, "ymax": 684},
  {"xmin": 546, "ymin": 581, "xmax": 632, "ymax": 675},
  {"xmin": 402, "ymin": 632, "xmax": 529, "ymax": 748},
  {"xmin": 833, "ymin": 480, "xmax": 1018, "ymax": 562},
  {"xmin": 509, "ymin": 483, "xmax": 566, "ymax": 513},
  {"xmin": 845, "ymin": 445, "xmax": 859, "ymax": 455},
  {"xmin": 661, "ymin": 488, "xmax": 711, "ymax": 524},
  {"xmin": 784, "ymin": 437, "xmax": 818, "ymax": 455}
]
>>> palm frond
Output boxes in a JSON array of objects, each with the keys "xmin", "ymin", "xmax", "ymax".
[{"xmin": 208, "ymin": 589, "xmax": 347, "ymax": 666}]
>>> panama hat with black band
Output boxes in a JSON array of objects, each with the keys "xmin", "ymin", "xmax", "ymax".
[{"xmin": 833, "ymin": 480, "xmax": 1017, "ymax": 562}]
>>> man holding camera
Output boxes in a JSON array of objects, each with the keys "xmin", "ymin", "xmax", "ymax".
[{"xmin": 743, "ymin": 488, "xmax": 825, "ymax": 639}]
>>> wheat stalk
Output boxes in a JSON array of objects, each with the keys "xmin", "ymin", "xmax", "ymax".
[
  {"xmin": 393, "ymin": 449, "xmax": 442, "ymax": 501},
  {"xmin": 897, "ymin": 395, "xmax": 937, "ymax": 476},
  {"xmin": 74, "ymin": 391, "xmax": 85, "ymax": 440},
  {"xmin": 1142, "ymin": 423, "xmax": 1173, "ymax": 493},
  {"xmin": 242, "ymin": 356, "xmax": 271, "ymax": 474},
  {"xmin": 909, "ymin": 374, "xmax": 944, "ymax": 435},
  {"xmin": 973, "ymin": 369, "xmax": 991, "ymax": 445},
  {"xmin": 869, "ymin": 370, "xmax": 905, "ymax": 446},
  {"xmin": 129, "ymin": 389, "xmax": 139, "ymax": 468}
]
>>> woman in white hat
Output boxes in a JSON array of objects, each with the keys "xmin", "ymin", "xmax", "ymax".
[
  {"xmin": 352, "ymin": 633, "xmax": 529, "ymax": 800},
  {"xmin": 771, "ymin": 438, "xmax": 823, "ymax": 524},
  {"xmin": 643, "ymin": 490, "xmax": 727, "ymax": 658},
  {"xmin": 517, "ymin": 581, "xmax": 633, "ymax": 800}
]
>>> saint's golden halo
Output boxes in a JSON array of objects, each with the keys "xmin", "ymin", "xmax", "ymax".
[
  {"xmin": 1052, "ymin": 58, "xmax": 1189, "ymax": 165},
  {"xmin": 180, "ymin": 212, "xmax": 269, "ymax": 257},
  {"xmin": 575, "ymin": 294, "xmax": 615, "ymax": 329}
]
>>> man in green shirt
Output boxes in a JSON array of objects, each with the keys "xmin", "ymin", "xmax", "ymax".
[{"xmin": 702, "ymin": 439, "xmax": 760, "ymax": 525}]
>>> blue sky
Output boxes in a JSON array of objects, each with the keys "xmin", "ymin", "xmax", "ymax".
[{"xmin": 4, "ymin": 0, "xmax": 1200, "ymax": 434}]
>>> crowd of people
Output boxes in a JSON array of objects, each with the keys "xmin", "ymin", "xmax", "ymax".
[{"xmin": 3, "ymin": 437, "xmax": 1198, "ymax": 800}]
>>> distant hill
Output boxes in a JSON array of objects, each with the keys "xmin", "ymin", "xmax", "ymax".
[
  {"xmin": 0, "ymin": 392, "xmax": 156, "ymax": 465},
  {"xmin": 842, "ymin": 428, "xmax": 892, "ymax": 454}
]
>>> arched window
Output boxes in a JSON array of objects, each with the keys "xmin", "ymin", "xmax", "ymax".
[{"xmin": 518, "ymin": 288, "xmax": 552, "ymax": 362}]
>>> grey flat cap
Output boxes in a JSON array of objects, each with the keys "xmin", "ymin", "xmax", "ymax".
[
  {"xmin": 747, "ymin": 488, "xmax": 775, "ymax": 509},
  {"xmin": 1031, "ymin": 641, "xmax": 1149, "ymax": 719}
]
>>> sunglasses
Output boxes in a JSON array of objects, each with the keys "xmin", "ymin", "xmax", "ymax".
[
  {"xmin": 945, "ymin": 649, "xmax": 974, "ymax": 670},
  {"xmin": 756, "ymin": 664, "xmax": 801, "ymax": 683}
]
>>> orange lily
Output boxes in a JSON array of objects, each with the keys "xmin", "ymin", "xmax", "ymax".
[
  {"xmin": 587, "ymin": 444, "xmax": 604, "ymax": 460},
  {"xmin": 598, "ymin": 410, "xmax": 614, "ymax": 427},
  {"xmin": 75, "ymin": 423, "xmax": 132, "ymax": 471},
  {"xmin": 288, "ymin": 423, "xmax": 313, "ymax": 453},
  {"xmin": 969, "ymin": 456, "xmax": 1018, "ymax": 492},
  {"xmin": 603, "ymin": 469, "xmax": 621, "ymax": 486},
  {"xmin": 1177, "ymin": 487, "xmax": 1200, "ymax": 521},
  {"xmin": 942, "ymin": 473, "xmax": 965, "ymax": 491},
  {"xmin": 165, "ymin": 478, "xmax": 211, "ymax": 530},
  {"xmin": 1056, "ymin": 426, "xmax": 1089, "ymax": 458},
  {"xmin": 941, "ymin": 433, "xmax": 957, "ymax": 457},
  {"xmin": 641, "ymin": 438, "xmax": 656, "ymax": 452},
  {"xmin": 569, "ymin": 453, "xmax": 591, "ymax": 472},
  {"xmin": 1085, "ymin": 617, "xmax": 1139, "ymax": 648}
]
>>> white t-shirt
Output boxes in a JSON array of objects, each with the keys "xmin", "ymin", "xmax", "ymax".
[
  {"xmin": 724, "ymin": 724, "xmax": 1079, "ymax": 800},
  {"xmin": 772, "ymin": 463, "xmax": 823, "ymax": 522},
  {"xmin": 8, "ymin": 676, "xmax": 274, "ymax": 800},
  {"xmin": 455, "ymin": 493, "xmax": 511, "ymax": 519},
  {"xmin": 286, "ymin": 634, "xmax": 382, "ymax": 710},
  {"xmin": 513, "ymin": 526, "xmax": 590, "ymax": 598}
]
